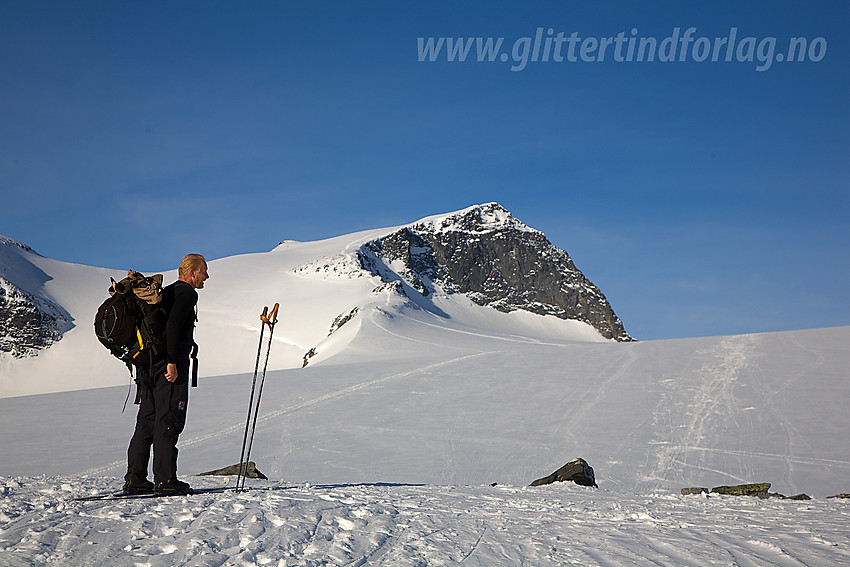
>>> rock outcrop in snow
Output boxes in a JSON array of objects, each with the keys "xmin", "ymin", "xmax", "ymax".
[
  {"xmin": 530, "ymin": 457, "xmax": 598, "ymax": 488},
  {"xmin": 0, "ymin": 237, "xmax": 71, "ymax": 358},
  {"xmin": 357, "ymin": 203, "xmax": 632, "ymax": 341}
]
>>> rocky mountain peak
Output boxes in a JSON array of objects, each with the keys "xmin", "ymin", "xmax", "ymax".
[
  {"xmin": 414, "ymin": 203, "xmax": 534, "ymax": 235},
  {"xmin": 357, "ymin": 203, "xmax": 632, "ymax": 341}
]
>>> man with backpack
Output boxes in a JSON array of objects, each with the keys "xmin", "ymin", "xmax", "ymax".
[{"xmin": 123, "ymin": 253, "xmax": 209, "ymax": 495}]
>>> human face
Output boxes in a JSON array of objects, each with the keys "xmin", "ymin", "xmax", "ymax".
[{"xmin": 189, "ymin": 261, "xmax": 209, "ymax": 290}]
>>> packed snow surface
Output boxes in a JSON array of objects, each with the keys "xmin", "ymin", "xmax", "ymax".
[
  {"xmin": 1, "ymin": 315, "xmax": 848, "ymax": 565},
  {"xmin": 3, "ymin": 477, "xmax": 849, "ymax": 566}
]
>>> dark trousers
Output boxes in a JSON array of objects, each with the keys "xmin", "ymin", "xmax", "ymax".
[{"xmin": 125, "ymin": 355, "xmax": 189, "ymax": 484}]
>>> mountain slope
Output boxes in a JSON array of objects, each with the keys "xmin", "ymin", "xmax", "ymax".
[
  {"xmin": 0, "ymin": 203, "xmax": 626, "ymax": 398},
  {"xmin": 356, "ymin": 203, "xmax": 631, "ymax": 341},
  {"xmin": 0, "ymin": 236, "xmax": 72, "ymax": 358}
]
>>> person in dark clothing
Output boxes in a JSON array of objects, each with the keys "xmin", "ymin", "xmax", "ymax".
[{"xmin": 123, "ymin": 254, "xmax": 209, "ymax": 494}]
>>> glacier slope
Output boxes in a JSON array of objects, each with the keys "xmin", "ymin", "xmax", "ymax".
[
  {"xmin": 1, "ymin": 303, "xmax": 847, "ymax": 497},
  {"xmin": 1, "ymin": 204, "xmax": 617, "ymax": 398},
  {"xmin": 1, "ymin": 309, "xmax": 847, "ymax": 565}
]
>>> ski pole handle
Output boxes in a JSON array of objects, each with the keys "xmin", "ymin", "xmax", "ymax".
[{"xmin": 261, "ymin": 303, "xmax": 279, "ymax": 327}]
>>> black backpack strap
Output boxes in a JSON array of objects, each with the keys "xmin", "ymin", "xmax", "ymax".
[
  {"xmin": 120, "ymin": 364, "xmax": 140, "ymax": 413},
  {"xmin": 190, "ymin": 341, "xmax": 199, "ymax": 387},
  {"xmin": 133, "ymin": 364, "xmax": 143, "ymax": 405}
]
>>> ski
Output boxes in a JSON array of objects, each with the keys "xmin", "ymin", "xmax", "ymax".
[
  {"xmin": 74, "ymin": 478, "xmax": 232, "ymax": 501},
  {"xmin": 73, "ymin": 479, "xmax": 286, "ymax": 502},
  {"xmin": 73, "ymin": 485, "xmax": 227, "ymax": 501},
  {"xmin": 73, "ymin": 491, "xmax": 127, "ymax": 501}
]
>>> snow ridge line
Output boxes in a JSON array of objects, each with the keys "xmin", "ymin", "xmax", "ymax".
[{"xmin": 81, "ymin": 352, "xmax": 495, "ymax": 476}]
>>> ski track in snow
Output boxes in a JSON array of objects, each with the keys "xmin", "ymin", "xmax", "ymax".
[
  {"xmin": 395, "ymin": 312, "xmax": 571, "ymax": 347},
  {"xmin": 81, "ymin": 351, "xmax": 495, "ymax": 478},
  {"xmin": 648, "ymin": 335, "xmax": 759, "ymax": 489},
  {"xmin": 2, "ymin": 325, "xmax": 848, "ymax": 565},
  {"xmin": 752, "ymin": 331, "xmax": 820, "ymax": 497},
  {"xmin": 561, "ymin": 344, "xmax": 639, "ymax": 456},
  {"xmin": 2, "ymin": 476, "xmax": 850, "ymax": 567}
]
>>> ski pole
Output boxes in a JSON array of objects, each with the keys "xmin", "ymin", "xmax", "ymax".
[
  {"xmin": 236, "ymin": 305, "xmax": 268, "ymax": 492},
  {"xmin": 240, "ymin": 303, "xmax": 279, "ymax": 492}
]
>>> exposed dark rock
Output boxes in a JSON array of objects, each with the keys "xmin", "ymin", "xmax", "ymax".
[
  {"xmin": 784, "ymin": 493, "xmax": 812, "ymax": 501},
  {"xmin": 357, "ymin": 203, "xmax": 632, "ymax": 341},
  {"xmin": 711, "ymin": 483, "xmax": 771, "ymax": 497},
  {"xmin": 827, "ymin": 493, "xmax": 850, "ymax": 499},
  {"xmin": 198, "ymin": 461, "xmax": 268, "ymax": 479},
  {"xmin": 302, "ymin": 347, "xmax": 318, "ymax": 368},
  {"xmin": 681, "ymin": 487, "xmax": 709, "ymax": 495},
  {"xmin": 372, "ymin": 280, "xmax": 407, "ymax": 297},
  {"xmin": 303, "ymin": 306, "xmax": 362, "ymax": 367},
  {"xmin": 0, "ymin": 282, "xmax": 67, "ymax": 357},
  {"xmin": 703, "ymin": 483, "xmax": 810, "ymax": 500},
  {"xmin": 531, "ymin": 457, "xmax": 598, "ymax": 488},
  {"xmin": 329, "ymin": 307, "xmax": 359, "ymax": 335},
  {"xmin": 0, "ymin": 237, "xmax": 72, "ymax": 358}
]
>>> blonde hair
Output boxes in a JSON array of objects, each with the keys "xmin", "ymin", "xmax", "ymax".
[{"xmin": 178, "ymin": 254, "xmax": 206, "ymax": 278}]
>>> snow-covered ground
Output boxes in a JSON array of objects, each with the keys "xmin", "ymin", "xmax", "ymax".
[
  {"xmin": 3, "ymin": 476, "xmax": 849, "ymax": 566},
  {"xmin": 1, "ymin": 307, "xmax": 848, "ymax": 564},
  {"xmin": 2, "ymin": 209, "xmax": 849, "ymax": 565}
]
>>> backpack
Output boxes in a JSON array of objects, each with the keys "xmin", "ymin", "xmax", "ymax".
[{"xmin": 94, "ymin": 270, "xmax": 167, "ymax": 373}]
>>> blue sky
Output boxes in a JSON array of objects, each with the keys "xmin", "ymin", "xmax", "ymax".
[{"xmin": 2, "ymin": 1, "xmax": 848, "ymax": 340}]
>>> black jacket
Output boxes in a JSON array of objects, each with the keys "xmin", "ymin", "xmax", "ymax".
[{"xmin": 161, "ymin": 280, "xmax": 198, "ymax": 365}]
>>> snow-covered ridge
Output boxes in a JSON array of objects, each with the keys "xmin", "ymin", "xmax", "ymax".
[
  {"xmin": 292, "ymin": 202, "xmax": 630, "ymax": 347},
  {"xmin": 1, "ymin": 203, "xmax": 625, "ymax": 398},
  {"xmin": 291, "ymin": 250, "xmax": 366, "ymax": 281},
  {"xmin": 290, "ymin": 204, "xmax": 533, "ymax": 280},
  {"xmin": 0, "ymin": 235, "xmax": 37, "ymax": 255},
  {"xmin": 411, "ymin": 202, "xmax": 539, "ymax": 235},
  {"xmin": 354, "ymin": 203, "xmax": 632, "ymax": 341}
]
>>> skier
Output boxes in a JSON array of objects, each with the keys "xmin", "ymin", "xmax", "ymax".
[{"xmin": 123, "ymin": 253, "xmax": 209, "ymax": 494}]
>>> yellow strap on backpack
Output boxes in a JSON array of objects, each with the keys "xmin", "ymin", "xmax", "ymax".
[{"xmin": 132, "ymin": 326, "xmax": 144, "ymax": 359}]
